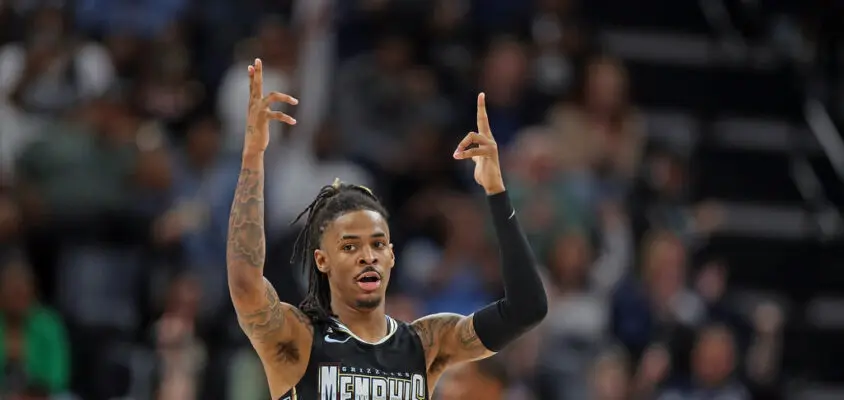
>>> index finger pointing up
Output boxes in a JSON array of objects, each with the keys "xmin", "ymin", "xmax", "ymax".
[
  {"xmin": 250, "ymin": 58, "xmax": 263, "ymax": 100},
  {"xmin": 477, "ymin": 92, "xmax": 492, "ymax": 138}
]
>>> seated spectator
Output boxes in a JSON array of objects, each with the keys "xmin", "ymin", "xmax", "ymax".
[
  {"xmin": 657, "ymin": 324, "xmax": 751, "ymax": 400},
  {"xmin": 437, "ymin": 355, "xmax": 510, "ymax": 400},
  {"xmin": 590, "ymin": 347, "xmax": 633, "ymax": 400},
  {"xmin": 546, "ymin": 55, "xmax": 645, "ymax": 201},
  {"xmin": 398, "ymin": 196, "xmax": 497, "ymax": 317},
  {"xmin": 611, "ymin": 230, "xmax": 706, "ymax": 361},
  {"xmin": 0, "ymin": 257, "xmax": 70, "ymax": 396},
  {"xmin": 505, "ymin": 127, "xmax": 595, "ymax": 255}
]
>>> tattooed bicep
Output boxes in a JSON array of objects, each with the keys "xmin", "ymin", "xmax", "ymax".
[
  {"xmin": 453, "ymin": 315, "xmax": 490, "ymax": 358},
  {"xmin": 411, "ymin": 314, "xmax": 459, "ymax": 352},
  {"xmin": 236, "ymin": 281, "xmax": 285, "ymax": 341},
  {"xmin": 411, "ymin": 313, "xmax": 493, "ymax": 370},
  {"xmin": 236, "ymin": 279, "xmax": 313, "ymax": 344}
]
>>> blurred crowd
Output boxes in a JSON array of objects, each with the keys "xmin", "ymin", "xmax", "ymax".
[{"xmin": 0, "ymin": 0, "xmax": 819, "ymax": 399}]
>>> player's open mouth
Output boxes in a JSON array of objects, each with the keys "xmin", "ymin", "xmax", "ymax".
[{"xmin": 356, "ymin": 271, "xmax": 382, "ymax": 292}]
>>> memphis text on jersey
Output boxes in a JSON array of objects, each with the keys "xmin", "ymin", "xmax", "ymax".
[{"xmin": 318, "ymin": 363, "xmax": 427, "ymax": 400}]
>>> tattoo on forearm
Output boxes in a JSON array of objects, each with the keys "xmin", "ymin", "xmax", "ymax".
[
  {"xmin": 237, "ymin": 283, "xmax": 285, "ymax": 341},
  {"xmin": 227, "ymin": 155, "xmax": 266, "ymax": 269}
]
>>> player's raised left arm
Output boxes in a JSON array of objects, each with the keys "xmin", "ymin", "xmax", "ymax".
[{"xmin": 412, "ymin": 93, "xmax": 548, "ymax": 370}]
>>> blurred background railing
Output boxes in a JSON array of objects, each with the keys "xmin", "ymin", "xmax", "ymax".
[{"xmin": 0, "ymin": 0, "xmax": 843, "ymax": 399}]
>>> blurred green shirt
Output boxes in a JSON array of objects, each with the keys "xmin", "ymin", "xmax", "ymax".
[
  {"xmin": 502, "ymin": 176, "xmax": 595, "ymax": 260},
  {"xmin": 0, "ymin": 306, "xmax": 70, "ymax": 393}
]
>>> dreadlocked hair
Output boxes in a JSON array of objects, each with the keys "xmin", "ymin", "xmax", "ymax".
[{"xmin": 290, "ymin": 178, "xmax": 389, "ymax": 325}]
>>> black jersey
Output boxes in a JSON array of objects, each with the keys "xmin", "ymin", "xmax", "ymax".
[{"xmin": 277, "ymin": 315, "xmax": 430, "ymax": 400}]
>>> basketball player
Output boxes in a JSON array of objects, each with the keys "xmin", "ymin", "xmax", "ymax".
[{"xmin": 227, "ymin": 59, "xmax": 548, "ymax": 400}]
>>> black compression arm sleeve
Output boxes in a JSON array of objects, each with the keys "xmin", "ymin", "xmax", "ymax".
[{"xmin": 473, "ymin": 191, "xmax": 548, "ymax": 352}]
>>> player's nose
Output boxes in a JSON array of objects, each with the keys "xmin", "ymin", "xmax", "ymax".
[{"xmin": 358, "ymin": 246, "xmax": 378, "ymax": 265}]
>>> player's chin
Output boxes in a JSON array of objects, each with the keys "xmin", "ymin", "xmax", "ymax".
[{"xmin": 354, "ymin": 293, "xmax": 383, "ymax": 310}]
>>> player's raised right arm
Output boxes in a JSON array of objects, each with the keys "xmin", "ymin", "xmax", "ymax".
[{"xmin": 226, "ymin": 58, "xmax": 310, "ymax": 395}]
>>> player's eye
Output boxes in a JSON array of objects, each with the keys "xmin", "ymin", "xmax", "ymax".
[
  {"xmin": 342, "ymin": 244, "xmax": 356, "ymax": 252},
  {"xmin": 373, "ymin": 241, "xmax": 387, "ymax": 249}
]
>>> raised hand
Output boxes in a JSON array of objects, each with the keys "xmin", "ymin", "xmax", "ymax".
[
  {"xmin": 244, "ymin": 58, "xmax": 298, "ymax": 156},
  {"xmin": 453, "ymin": 93, "xmax": 506, "ymax": 195}
]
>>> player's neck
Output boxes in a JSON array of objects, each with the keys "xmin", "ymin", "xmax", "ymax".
[{"xmin": 332, "ymin": 301, "xmax": 388, "ymax": 343}]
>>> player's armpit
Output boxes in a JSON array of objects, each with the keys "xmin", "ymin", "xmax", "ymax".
[{"xmin": 411, "ymin": 313, "xmax": 495, "ymax": 375}]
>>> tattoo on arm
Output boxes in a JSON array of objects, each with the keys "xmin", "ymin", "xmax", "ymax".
[
  {"xmin": 412, "ymin": 314, "xmax": 492, "ymax": 373},
  {"xmin": 237, "ymin": 281, "xmax": 314, "ymax": 365},
  {"xmin": 237, "ymin": 282, "xmax": 285, "ymax": 342},
  {"xmin": 413, "ymin": 315, "xmax": 456, "ymax": 351},
  {"xmin": 455, "ymin": 316, "xmax": 487, "ymax": 355},
  {"xmin": 227, "ymin": 159, "xmax": 266, "ymax": 270}
]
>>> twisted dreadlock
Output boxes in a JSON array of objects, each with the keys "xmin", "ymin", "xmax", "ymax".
[{"xmin": 290, "ymin": 178, "xmax": 389, "ymax": 324}]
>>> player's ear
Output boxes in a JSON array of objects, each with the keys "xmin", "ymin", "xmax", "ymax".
[
  {"xmin": 387, "ymin": 243, "xmax": 396, "ymax": 269},
  {"xmin": 314, "ymin": 249, "xmax": 330, "ymax": 273}
]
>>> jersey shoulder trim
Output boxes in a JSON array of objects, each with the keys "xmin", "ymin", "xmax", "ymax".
[{"xmin": 328, "ymin": 316, "xmax": 399, "ymax": 345}]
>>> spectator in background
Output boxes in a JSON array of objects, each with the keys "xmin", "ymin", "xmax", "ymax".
[
  {"xmin": 693, "ymin": 258, "xmax": 784, "ymax": 398},
  {"xmin": 534, "ymin": 203, "xmax": 632, "ymax": 400},
  {"xmin": 631, "ymin": 343, "xmax": 672, "ymax": 399},
  {"xmin": 611, "ymin": 230, "xmax": 705, "ymax": 362},
  {"xmin": 505, "ymin": 126, "xmax": 594, "ymax": 257},
  {"xmin": 529, "ymin": 0, "xmax": 583, "ymax": 97},
  {"xmin": 694, "ymin": 260, "xmax": 747, "ymax": 331},
  {"xmin": 658, "ymin": 324, "xmax": 751, "ymax": 400},
  {"xmin": 0, "ymin": 257, "xmax": 70, "ymax": 397},
  {"xmin": 164, "ymin": 115, "xmax": 238, "ymax": 324},
  {"xmin": 335, "ymin": 32, "xmax": 417, "ymax": 176},
  {"xmin": 133, "ymin": 22, "xmax": 203, "ymax": 126},
  {"xmin": 745, "ymin": 301, "xmax": 783, "ymax": 397},
  {"xmin": 425, "ymin": 0, "xmax": 473, "ymax": 96},
  {"xmin": 590, "ymin": 348, "xmax": 633, "ymax": 400},
  {"xmin": 629, "ymin": 144, "xmax": 724, "ymax": 247},
  {"xmin": 399, "ymin": 195, "xmax": 497, "ymax": 316},
  {"xmin": 436, "ymin": 355, "xmax": 510, "ymax": 400},
  {"xmin": 547, "ymin": 55, "xmax": 644, "ymax": 202},
  {"xmin": 217, "ymin": 16, "xmax": 297, "ymax": 151},
  {"xmin": 17, "ymin": 99, "xmax": 166, "ymax": 400},
  {"xmin": 14, "ymin": 98, "xmax": 139, "ymax": 297},
  {"xmin": 0, "ymin": 192, "xmax": 20, "ymax": 251},
  {"xmin": 0, "ymin": 5, "xmax": 114, "ymax": 182},
  {"xmin": 154, "ymin": 275, "xmax": 205, "ymax": 400},
  {"xmin": 0, "ymin": 5, "xmax": 113, "ymax": 115},
  {"xmin": 475, "ymin": 37, "xmax": 547, "ymax": 149}
]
